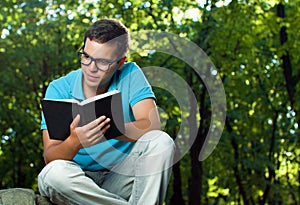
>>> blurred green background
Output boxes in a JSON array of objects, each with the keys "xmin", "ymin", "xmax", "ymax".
[{"xmin": 0, "ymin": 0, "xmax": 299, "ymax": 204}]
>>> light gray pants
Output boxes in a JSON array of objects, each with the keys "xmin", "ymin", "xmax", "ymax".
[{"xmin": 38, "ymin": 130, "xmax": 175, "ymax": 205}]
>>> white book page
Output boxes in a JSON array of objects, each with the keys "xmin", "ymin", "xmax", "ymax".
[
  {"xmin": 79, "ymin": 90, "xmax": 120, "ymax": 106},
  {"xmin": 43, "ymin": 98, "xmax": 79, "ymax": 103}
]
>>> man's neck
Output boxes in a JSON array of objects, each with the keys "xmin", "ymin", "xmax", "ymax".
[
  {"xmin": 83, "ymin": 81, "xmax": 111, "ymax": 99},
  {"xmin": 96, "ymin": 85, "xmax": 108, "ymax": 95}
]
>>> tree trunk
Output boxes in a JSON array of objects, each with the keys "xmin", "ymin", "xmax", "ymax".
[
  {"xmin": 170, "ymin": 140, "xmax": 185, "ymax": 205},
  {"xmin": 277, "ymin": 3, "xmax": 295, "ymax": 106},
  {"xmin": 277, "ymin": 3, "xmax": 300, "ymax": 204},
  {"xmin": 260, "ymin": 111, "xmax": 279, "ymax": 205},
  {"xmin": 226, "ymin": 119, "xmax": 249, "ymax": 205},
  {"xmin": 188, "ymin": 72, "xmax": 206, "ymax": 205}
]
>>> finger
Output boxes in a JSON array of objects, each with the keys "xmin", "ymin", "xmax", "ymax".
[
  {"xmin": 98, "ymin": 117, "xmax": 111, "ymax": 129},
  {"xmin": 86, "ymin": 118, "xmax": 109, "ymax": 140},
  {"xmin": 101, "ymin": 124, "xmax": 111, "ymax": 135},
  {"xmin": 97, "ymin": 115, "xmax": 108, "ymax": 125},
  {"xmin": 90, "ymin": 132, "xmax": 105, "ymax": 145},
  {"xmin": 86, "ymin": 116, "xmax": 107, "ymax": 129},
  {"xmin": 71, "ymin": 114, "xmax": 80, "ymax": 129},
  {"xmin": 88, "ymin": 126, "xmax": 107, "ymax": 144},
  {"xmin": 89, "ymin": 118, "xmax": 110, "ymax": 137}
]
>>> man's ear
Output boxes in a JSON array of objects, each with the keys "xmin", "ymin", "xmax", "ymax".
[{"xmin": 118, "ymin": 57, "xmax": 126, "ymax": 69}]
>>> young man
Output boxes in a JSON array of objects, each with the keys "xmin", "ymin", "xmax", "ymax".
[{"xmin": 38, "ymin": 19, "xmax": 175, "ymax": 205}]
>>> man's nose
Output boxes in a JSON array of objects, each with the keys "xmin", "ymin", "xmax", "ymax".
[{"xmin": 89, "ymin": 60, "xmax": 98, "ymax": 72}]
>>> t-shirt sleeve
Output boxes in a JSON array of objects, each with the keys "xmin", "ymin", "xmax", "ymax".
[
  {"xmin": 40, "ymin": 82, "xmax": 69, "ymax": 130},
  {"xmin": 128, "ymin": 65, "xmax": 156, "ymax": 107}
]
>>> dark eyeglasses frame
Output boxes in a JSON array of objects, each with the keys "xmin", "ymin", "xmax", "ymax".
[{"xmin": 77, "ymin": 50, "xmax": 121, "ymax": 72}]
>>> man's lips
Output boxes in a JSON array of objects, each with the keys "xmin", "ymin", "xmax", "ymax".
[{"xmin": 86, "ymin": 73, "xmax": 100, "ymax": 81}]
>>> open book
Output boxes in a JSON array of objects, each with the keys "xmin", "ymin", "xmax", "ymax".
[{"xmin": 41, "ymin": 90, "xmax": 125, "ymax": 141}]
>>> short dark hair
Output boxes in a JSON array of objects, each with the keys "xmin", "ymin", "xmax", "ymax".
[{"xmin": 84, "ymin": 19, "xmax": 130, "ymax": 58}]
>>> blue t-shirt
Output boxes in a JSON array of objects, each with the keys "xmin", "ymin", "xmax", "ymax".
[{"xmin": 41, "ymin": 62, "xmax": 155, "ymax": 171}]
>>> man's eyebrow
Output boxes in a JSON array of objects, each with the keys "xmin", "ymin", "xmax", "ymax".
[{"xmin": 83, "ymin": 50, "xmax": 112, "ymax": 61}]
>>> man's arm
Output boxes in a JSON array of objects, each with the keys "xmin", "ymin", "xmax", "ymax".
[
  {"xmin": 42, "ymin": 115, "xmax": 111, "ymax": 164},
  {"xmin": 42, "ymin": 98, "xmax": 159, "ymax": 163},
  {"xmin": 42, "ymin": 130, "xmax": 80, "ymax": 164},
  {"xmin": 116, "ymin": 98, "xmax": 161, "ymax": 142}
]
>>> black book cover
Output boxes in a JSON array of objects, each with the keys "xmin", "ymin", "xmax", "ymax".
[{"xmin": 41, "ymin": 90, "xmax": 125, "ymax": 141}]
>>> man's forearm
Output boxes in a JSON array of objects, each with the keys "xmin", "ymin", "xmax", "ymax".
[
  {"xmin": 44, "ymin": 137, "xmax": 81, "ymax": 164},
  {"xmin": 116, "ymin": 119, "xmax": 161, "ymax": 142}
]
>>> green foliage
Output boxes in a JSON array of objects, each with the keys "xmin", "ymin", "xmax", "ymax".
[{"xmin": 0, "ymin": 0, "xmax": 299, "ymax": 204}]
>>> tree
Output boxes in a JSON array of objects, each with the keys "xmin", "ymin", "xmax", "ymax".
[{"xmin": 0, "ymin": 0, "xmax": 299, "ymax": 204}]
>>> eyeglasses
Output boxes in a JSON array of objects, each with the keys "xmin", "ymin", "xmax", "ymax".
[{"xmin": 78, "ymin": 51, "xmax": 121, "ymax": 72}]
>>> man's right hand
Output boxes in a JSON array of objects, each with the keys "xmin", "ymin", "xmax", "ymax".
[{"xmin": 69, "ymin": 114, "xmax": 111, "ymax": 148}]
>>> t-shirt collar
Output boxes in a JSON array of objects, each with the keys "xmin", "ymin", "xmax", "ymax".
[
  {"xmin": 72, "ymin": 70, "xmax": 85, "ymax": 101},
  {"xmin": 71, "ymin": 69, "xmax": 119, "ymax": 101}
]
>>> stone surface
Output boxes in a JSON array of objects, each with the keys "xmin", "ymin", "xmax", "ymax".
[
  {"xmin": 36, "ymin": 195, "xmax": 53, "ymax": 205},
  {"xmin": 0, "ymin": 188, "xmax": 53, "ymax": 205}
]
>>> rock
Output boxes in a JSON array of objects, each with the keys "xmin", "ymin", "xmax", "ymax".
[
  {"xmin": 36, "ymin": 195, "xmax": 53, "ymax": 205},
  {"xmin": 0, "ymin": 188, "xmax": 35, "ymax": 205},
  {"xmin": 0, "ymin": 188, "xmax": 53, "ymax": 205}
]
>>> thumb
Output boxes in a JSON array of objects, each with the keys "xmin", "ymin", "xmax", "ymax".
[{"xmin": 71, "ymin": 114, "xmax": 80, "ymax": 129}]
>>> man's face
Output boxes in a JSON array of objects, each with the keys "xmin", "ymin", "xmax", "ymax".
[{"xmin": 81, "ymin": 38, "xmax": 120, "ymax": 92}]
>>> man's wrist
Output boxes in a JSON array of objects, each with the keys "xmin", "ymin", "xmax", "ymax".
[{"xmin": 66, "ymin": 134, "xmax": 82, "ymax": 152}]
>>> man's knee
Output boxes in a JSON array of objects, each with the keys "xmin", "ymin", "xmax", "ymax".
[
  {"xmin": 38, "ymin": 160, "xmax": 80, "ymax": 194},
  {"xmin": 139, "ymin": 130, "xmax": 175, "ymax": 155},
  {"xmin": 134, "ymin": 130, "xmax": 175, "ymax": 176}
]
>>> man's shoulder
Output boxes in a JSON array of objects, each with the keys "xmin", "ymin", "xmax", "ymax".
[
  {"xmin": 120, "ymin": 62, "xmax": 143, "ymax": 77},
  {"xmin": 50, "ymin": 69, "xmax": 81, "ymax": 86},
  {"xmin": 47, "ymin": 69, "xmax": 81, "ymax": 97},
  {"xmin": 122, "ymin": 62, "xmax": 139, "ymax": 70}
]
